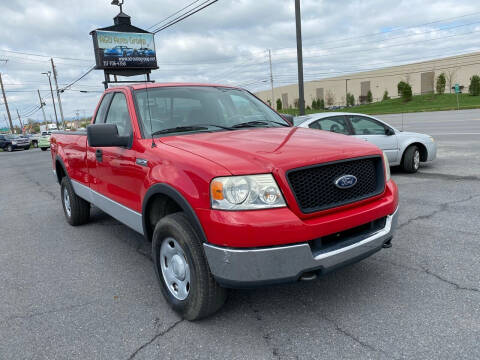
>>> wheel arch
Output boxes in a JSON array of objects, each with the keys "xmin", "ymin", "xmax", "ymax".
[
  {"xmin": 142, "ymin": 183, "xmax": 207, "ymax": 244},
  {"xmin": 401, "ymin": 141, "xmax": 428, "ymax": 163},
  {"xmin": 55, "ymin": 156, "xmax": 69, "ymax": 184}
]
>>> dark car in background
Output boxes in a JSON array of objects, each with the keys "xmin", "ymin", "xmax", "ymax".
[
  {"xmin": 103, "ymin": 45, "xmax": 133, "ymax": 57},
  {"xmin": 0, "ymin": 134, "xmax": 30, "ymax": 152},
  {"xmin": 137, "ymin": 47, "xmax": 155, "ymax": 56}
]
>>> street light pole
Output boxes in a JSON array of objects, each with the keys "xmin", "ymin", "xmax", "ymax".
[
  {"xmin": 42, "ymin": 71, "xmax": 59, "ymax": 129},
  {"xmin": 295, "ymin": 0, "xmax": 305, "ymax": 115}
]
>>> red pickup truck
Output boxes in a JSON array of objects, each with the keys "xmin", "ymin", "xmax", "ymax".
[{"xmin": 51, "ymin": 84, "xmax": 398, "ymax": 320}]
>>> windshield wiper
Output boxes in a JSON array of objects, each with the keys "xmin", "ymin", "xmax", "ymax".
[
  {"xmin": 232, "ymin": 120, "xmax": 289, "ymax": 128},
  {"xmin": 151, "ymin": 126, "xmax": 209, "ymax": 136},
  {"xmin": 194, "ymin": 123, "xmax": 234, "ymax": 130},
  {"xmin": 152, "ymin": 123, "xmax": 237, "ymax": 136}
]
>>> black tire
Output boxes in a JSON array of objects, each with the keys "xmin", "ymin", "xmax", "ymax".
[
  {"xmin": 152, "ymin": 213, "xmax": 227, "ymax": 321},
  {"xmin": 402, "ymin": 145, "xmax": 420, "ymax": 173},
  {"xmin": 33, "ymin": 141, "xmax": 38, "ymax": 148},
  {"xmin": 60, "ymin": 177, "xmax": 90, "ymax": 226},
  {"xmin": 41, "ymin": 147, "xmax": 48, "ymax": 151},
  {"xmin": 7, "ymin": 144, "xmax": 13, "ymax": 152}
]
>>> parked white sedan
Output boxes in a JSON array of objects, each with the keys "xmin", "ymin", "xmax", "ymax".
[{"xmin": 294, "ymin": 112, "xmax": 436, "ymax": 173}]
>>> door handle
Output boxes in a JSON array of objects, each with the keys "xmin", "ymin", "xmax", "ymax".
[{"xmin": 95, "ymin": 149, "xmax": 103, "ymax": 162}]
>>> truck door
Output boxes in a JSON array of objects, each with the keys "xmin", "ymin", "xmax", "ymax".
[{"xmin": 87, "ymin": 90, "xmax": 145, "ymax": 212}]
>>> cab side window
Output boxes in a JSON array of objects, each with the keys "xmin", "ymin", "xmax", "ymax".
[
  {"xmin": 310, "ymin": 116, "xmax": 350, "ymax": 135},
  {"xmin": 104, "ymin": 93, "xmax": 132, "ymax": 137},
  {"xmin": 94, "ymin": 93, "xmax": 113, "ymax": 124},
  {"xmin": 349, "ymin": 115, "xmax": 386, "ymax": 135}
]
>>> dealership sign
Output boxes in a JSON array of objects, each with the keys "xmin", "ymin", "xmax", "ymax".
[{"xmin": 92, "ymin": 30, "xmax": 157, "ymax": 70}]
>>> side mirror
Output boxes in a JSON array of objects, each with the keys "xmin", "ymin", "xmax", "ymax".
[
  {"xmin": 385, "ymin": 128, "xmax": 395, "ymax": 136},
  {"xmin": 279, "ymin": 113, "xmax": 294, "ymax": 126},
  {"xmin": 87, "ymin": 124, "xmax": 131, "ymax": 147}
]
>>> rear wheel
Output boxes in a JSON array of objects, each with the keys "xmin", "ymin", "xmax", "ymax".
[
  {"xmin": 152, "ymin": 213, "xmax": 226, "ymax": 320},
  {"xmin": 41, "ymin": 147, "xmax": 48, "ymax": 151},
  {"xmin": 61, "ymin": 177, "xmax": 90, "ymax": 226},
  {"xmin": 402, "ymin": 145, "xmax": 420, "ymax": 173}
]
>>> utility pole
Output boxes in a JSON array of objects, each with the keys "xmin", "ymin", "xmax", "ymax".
[
  {"xmin": 16, "ymin": 109, "xmax": 23, "ymax": 133},
  {"xmin": 295, "ymin": 0, "xmax": 305, "ymax": 115},
  {"xmin": 268, "ymin": 49, "xmax": 275, "ymax": 109},
  {"xmin": 51, "ymin": 58, "xmax": 65, "ymax": 129},
  {"xmin": 345, "ymin": 79, "xmax": 349, "ymax": 106},
  {"xmin": 0, "ymin": 73, "xmax": 14, "ymax": 133},
  {"xmin": 38, "ymin": 90, "xmax": 47, "ymax": 124},
  {"xmin": 42, "ymin": 71, "xmax": 59, "ymax": 129}
]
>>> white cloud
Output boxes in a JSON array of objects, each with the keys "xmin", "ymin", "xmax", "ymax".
[{"xmin": 0, "ymin": 0, "xmax": 478, "ymax": 125}]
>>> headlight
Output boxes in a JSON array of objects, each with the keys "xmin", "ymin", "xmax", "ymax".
[
  {"xmin": 383, "ymin": 152, "xmax": 391, "ymax": 182},
  {"xmin": 211, "ymin": 174, "xmax": 286, "ymax": 210},
  {"xmin": 11, "ymin": 141, "xmax": 17, "ymax": 145},
  {"xmin": 429, "ymin": 136, "xmax": 435, "ymax": 143}
]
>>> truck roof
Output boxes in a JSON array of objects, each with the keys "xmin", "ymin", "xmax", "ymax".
[{"xmin": 109, "ymin": 83, "xmax": 240, "ymax": 92}]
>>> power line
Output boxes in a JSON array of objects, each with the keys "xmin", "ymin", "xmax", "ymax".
[
  {"xmin": 0, "ymin": 49, "xmax": 91, "ymax": 62},
  {"xmin": 153, "ymin": 0, "xmax": 219, "ymax": 33},
  {"xmin": 59, "ymin": 66, "xmax": 96, "ymax": 92},
  {"xmin": 147, "ymin": 0, "xmax": 202, "ymax": 30},
  {"xmin": 275, "ymin": 10, "xmax": 480, "ymax": 51}
]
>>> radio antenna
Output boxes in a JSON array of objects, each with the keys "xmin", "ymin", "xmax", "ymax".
[{"xmin": 144, "ymin": 72, "xmax": 155, "ymax": 148}]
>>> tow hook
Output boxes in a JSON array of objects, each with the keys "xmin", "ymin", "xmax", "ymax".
[
  {"xmin": 299, "ymin": 272, "xmax": 317, "ymax": 281},
  {"xmin": 382, "ymin": 239, "xmax": 392, "ymax": 248}
]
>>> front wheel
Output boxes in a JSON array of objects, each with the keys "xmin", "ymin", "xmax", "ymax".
[
  {"xmin": 402, "ymin": 145, "xmax": 420, "ymax": 173},
  {"xmin": 61, "ymin": 177, "xmax": 90, "ymax": 226},
  {"xmin": 40, "ymin": 147, "xmax": 48, "ymax": 151},
  {"xmin": 7, "ymin": 144, "xmax": 13, "ymax": 152},
  {"xmin": 152, "ymin": 213, "xmax": 227, "ymax": 321}
]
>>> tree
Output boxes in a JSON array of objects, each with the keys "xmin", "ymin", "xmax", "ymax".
[
  {"xmin": 397, "ymin": 81, "xmax": 407, "ymax": 96},
  {"xmin": 366, "ymin": 90, "xmax": 373, "ymax": 103},
  {"xmin": 319, "ymin": 99, "xmax": 325, "ymax": 110},
  {"xmin": 436, "ymin": 73, "xmax": 446, "ymax": 94},
  {"xmin": 469, "ymin": 75, "xmax": 480, "ymax": 96},
  {"xmin": 276, "ymin": 98, "xmax": 282, "ymax": 110},
  {"xmin": 311, "ymin": 99, "xmax": 318, "ymax": 109},
  {"xmin": 445, "ymin": 69, "xmax": 457, "ymax": 94},
  {"xmin": 325, "ymin": 90, "xmax": 335, "ymax": 106},
  {"xmin": 402, "ymin": 83, "xmax": 413, "ymax": 101},
  {"xmin": 398, "ymin": 81, "xmax": 412, "ymax": 102},
  {"xmin": 382, "ymin": 90, "xmax": 390, "ymax": 101},
  {"xmin": 346, "ymin": 93, "xmax": 355, "ymax": 107}
]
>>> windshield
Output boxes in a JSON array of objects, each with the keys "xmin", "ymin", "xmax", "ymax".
[
  {"xmin": 134, "ymin": 86, "xmax": 290, "ymax": 137},
  {"xmin": 6, "ymin": 135, "xmax": 18, "ymax": 139},
  {"xmin": 293, "ymin": 115, "xmax": 311, "ymax": 126}
]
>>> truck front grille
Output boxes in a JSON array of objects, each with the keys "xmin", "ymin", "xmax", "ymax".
[{"xmin": 286, "ymin": 156, "xmax": 385, "ymax": 213}]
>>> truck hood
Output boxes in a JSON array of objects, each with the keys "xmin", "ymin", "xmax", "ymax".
[{"xmin": 160, "ymin": 127, "xmax": 382, "ymax": 175}]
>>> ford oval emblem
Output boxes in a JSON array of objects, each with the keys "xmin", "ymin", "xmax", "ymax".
[{"xmin": 334, "ymin": 175, "xmax": 357, "ymax": 189}]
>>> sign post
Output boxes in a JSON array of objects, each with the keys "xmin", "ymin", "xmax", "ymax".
[
  {"xmin": 90, "ymin": 5, "xmax": 158, "ymax": 89},
  {"xmin": 454, "ymin": 83, "xmax": 460, "ymax": 110}
]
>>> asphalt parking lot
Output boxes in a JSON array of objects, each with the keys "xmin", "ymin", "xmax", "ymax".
[{"xmin": 0, "ymin": 109, "xmax": 479, "ymax": 360}]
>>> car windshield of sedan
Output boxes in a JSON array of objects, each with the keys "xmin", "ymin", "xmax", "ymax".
[
  {"xmin": 293, "ymin": 115, "xmax": 311, "ymax": 126},
  {"xmin": 134, "ymin": 86, "xmax": 290, "ymax": 137},
  {"xmin": 5, "ymin": 135, "xmax": 18, "ymax": 139}
]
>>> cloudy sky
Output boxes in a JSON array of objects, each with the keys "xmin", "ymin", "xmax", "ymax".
[{"xmin": 0, "ymin": 0, "xmax": 479, "ymax": 126}]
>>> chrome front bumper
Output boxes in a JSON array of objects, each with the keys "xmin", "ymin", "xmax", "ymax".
[{"xmin": 204, "ymin": 207, "xmax": 399, "ymax": 287}]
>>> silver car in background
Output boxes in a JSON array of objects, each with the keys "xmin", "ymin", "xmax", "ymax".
[{"xmin": 294, "ymin": 112, "xmax": 436, "ymax": 173}]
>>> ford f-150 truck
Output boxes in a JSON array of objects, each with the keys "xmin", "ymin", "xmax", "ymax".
[{"xmin": 51, "ymin": 84, "xmax": 399, "ymax": 320}]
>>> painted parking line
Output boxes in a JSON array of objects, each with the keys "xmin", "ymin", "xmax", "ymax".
[{"xmin": 430, "ymin": 132, "xmax": 480, "ymax": 135}]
